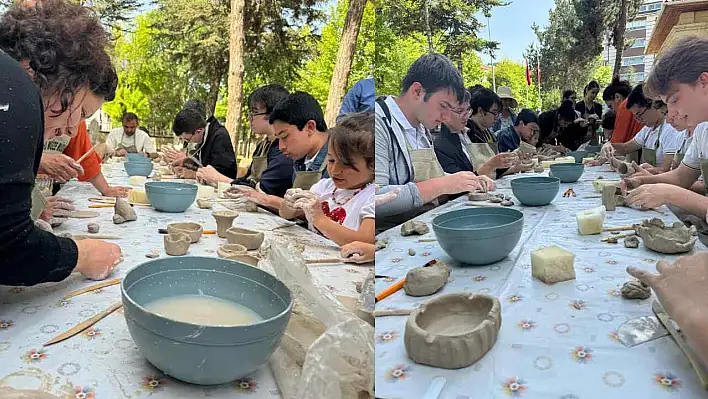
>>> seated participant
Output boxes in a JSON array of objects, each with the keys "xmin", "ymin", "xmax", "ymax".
[
  {"xmin": 197, "ymin": 84, "xmax": 294, "ymax": 198},
  {"xmin": 601, "ymin": 110, "xmax": 616, "ymax": 142},
  {"xmin": 281, "ymin": 112, "xmax": 375, "ymax": 246},
  {"xmin": 374, "ymin": 54, "xmax": 494, "ymax": 230},
  {"xmin": 603, "ymin": 76, "xmax": 644, "ymax": 162},
  {"xmin": 171, "ymin": 109, "xmax": 237, "ymax": 179},
  {"xmin": 602, "ymin": 84, "xmax": 682, "ymax": 170},
  {"xmin": 338, "ymin": 77, "xmax": 375, "ymax": 121},
  {"xmin": 228, "ymin": 91, "xmax": 330, "ymax": 210},
  {"xmin": 434, "ymin": 91, "xmax": 475, "ymax": 174},
  {"xmin": 0, "ymin": 0, "xmax": 121, "ymax": 285},
  {"xmin": 497, "ymin": 109, "xmax": 540, "ymax": 153},
  {"xmin": 537, "ymin": 100, "xmax": 580, "ymax": 151},
  {"xmin": 491, "ymin": 86, "xmax": 517, "ymax": 135},
  {"xmin": 105, "ymin": 113, "xmax": 157, "ymax": 158}
]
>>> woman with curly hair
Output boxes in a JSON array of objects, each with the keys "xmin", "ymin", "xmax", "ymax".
[{"xmin": 0, "ymin": 0, "xmax": 121, "ymax": 285}]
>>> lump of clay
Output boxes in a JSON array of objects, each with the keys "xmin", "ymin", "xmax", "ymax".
[
  {"xmin": 401, "ymin": 220, "xmax": 429, "ymax": 236},
  {"xmin": 87, "ymin": 223, "xmax": 99, "ymax": 234},
  {"xmin": 489, "ymin": 196, "xmax": 503, "ymax": 203},
  {"xmin": 531, "ymin": 246, "xmax": 576, "ymax": 284},
  {"xmin": 576, "ymin": 206, "xmax": 606, "ymax": 235},
  {"xmin": 404, "ymin": 260, "xmax": 450, "ymax": 296},
  {"xmin": 145, "ymin": 248, "xmax": 160, "ymax": 258},
  {"xmin": 533, "ymin": 165, "xmax": 544, "ymax": 173},
  {"xmin": 375, "ymin": 239, "xmax": 388, "ymax": 251},
  {"xmin": 468, "ymin": 192, "xmax": 490, "ymax": 201},
  {"xmin": 196, "ymin": 198, "xmax": 213, "ymax": 209},
  {"xmin": 634, "ymin": 218, "xmax": 697, "ymax": 254},
  {"xmin": 621, "ymin": 280, "xmax": 651, "ymax": 299},
  {"xmin": 408, "ymin": 248, "xmax": 416, "ymax": 256},
  {"xmin": 624, "ymin": 235, "xmax": 639, "ymax": 248},
  {"xmin": 113, "ymin": 198, "xmax": 137, "ymax": 224},
  {"xmin": 501, "ymin": 200, "xmax": 514, "ymax": 206}
]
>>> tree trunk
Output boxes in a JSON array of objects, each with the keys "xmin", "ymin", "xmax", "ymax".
[
  {"xmin": 205, "ymin": 61, "xmax": 225, "ymax": 119},
  {"xmin": 424, "ymin": 0, "xmax": 434, "ymax": 53},
  {"xmin": 612, "ymin": 0, "xmax": 627, "ymax": 77},
  {"xmin": 225, "ymin": 0, "xmax": 246, "ymax": 154},
  {"xmin": 323, "ymin": 0, "xmax": 368, "ymax": 127}
]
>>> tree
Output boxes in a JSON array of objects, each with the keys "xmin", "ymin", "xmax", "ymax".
[
  {"xmin": 488, "ymin": 58, "xmax": 540, "ymax": 110},
  {"xmin": 225, "ymin": 0, "xmax": 245, "ymax": 151},
  {"xmin": 323, "ymin": 0, "xmax": 368, "ymax": 127},
  {"xmin": 604, "ymin": 0, "xmax": 643, "ymax": 76}
]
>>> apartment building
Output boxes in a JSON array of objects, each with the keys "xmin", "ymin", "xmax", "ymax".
[{"xmin": 602, "ymin": 0, "xmax": 665, "ymax": 83}]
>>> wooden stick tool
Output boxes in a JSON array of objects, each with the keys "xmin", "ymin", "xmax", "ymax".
[{"xmin": 44, "ymin": 302, "xmax": 123, "ymax": 346}]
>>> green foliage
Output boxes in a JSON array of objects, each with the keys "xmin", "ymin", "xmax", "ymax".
[
  {"xmin": 490, "ymin": 59, "xmax": 540, "ymax": 110},
  {"xmin": 590, "ymin": 61, "xmax": 613, "ymax": 87}
]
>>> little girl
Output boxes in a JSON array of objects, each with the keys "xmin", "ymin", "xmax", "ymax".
[{"xmin": 282, "ymin": 112, "xmax": 375, "ymax": 246}]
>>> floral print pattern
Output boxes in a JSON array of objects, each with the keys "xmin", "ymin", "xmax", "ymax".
[
  {"xmin": 571, "ymin": 346, "xmax": 593, "ymax": 363},
  {"xmin": 472, "ymin": 275, "xmax": 486, "ymax": 282},
  {"xmin": 502, "ymin": 377, "xmax": 527, "ymax": 397},
  {"xmin": 605, "ymin": 260, "xmax": 619, "ymax": 265},
  {"xmin": 517, "ymin": 320, "xmax": 536, "ymax": 331},
  {"xmin": 655, "ymin": 372, "xmax": 681, "ymax": 391},
  {"xmin": 83, "ymin": 327, "xmax": 101, "ymax": 340},
  {"xmin": 569, "ymin": 300, "xmax": 586, "ymax": 310},
  {"xmin": 73, "ymin": 386, "xmax": 96, "ymax": 399},
  {"xmin": 142, "ymin": 376, "xmax": 167, "ymax": 392},
  {"xmin": 583, "ymin": 267, "xmax": 595, "ymax": 273},
  {"xmin": 386, "ymin": 365, "xmax": 412, "ymax": 381},
  {"xmin": 234, "ymin": 378, "xmax": 258, "ymax": 392},
  {"xmin": 0, "ymin": 320, "xmax": 14, "ymax": 330},
  {"xmin": 390, "ymin": 258, "xmax": 402, "ymax": 263},
  {"xmin": 24, "ymin": 348, "xmax": 47, "ymax": 363},
  {"xmin": 376, "ymin": 330, "xmax": 399, "ymax": 344},
  {"xmin": 508, "ymin": 294, "xmax": 523, "ymax": 303},
  {"xmin": 607, "ymin": 288, "xmax": 621, "ymax": 297},
  {"xmin": 608, "ymin": 331, "xmax": 622, "ymax": 344}
]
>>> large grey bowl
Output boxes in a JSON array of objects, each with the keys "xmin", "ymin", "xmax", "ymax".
[
  {"xmin": 549, "ymin": 163, "xmax": 584, "ymax": 183},
  {"xmin": 511, "ymin": 177, "xmax": 560, "ymax": 206},
  {"xmin": 432, "ymin": 208, "xmax": 524, "ymax": 265},
  {"xmin": 121, "ymin": 256, "xmax": 292, "ymax": 385},
  {"xmin": 145, "ymin": 181, "xmax": 197, "ymax": 212},
  {"xmin": 124, "ymin": 161, "xmax": 153, "ymax": 176}
]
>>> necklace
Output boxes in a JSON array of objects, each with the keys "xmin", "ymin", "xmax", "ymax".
[{"xmin": 331, "ymin": 182, "xmax": 371, "ymax": 206}]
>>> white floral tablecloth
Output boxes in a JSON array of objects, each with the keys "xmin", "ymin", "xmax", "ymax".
[
  {"xmin": 0, "ymin": 163, "xmax": 370, "ymax": 398},
  {"xmin": 374, "ymin": 166, "xmax": 708, "ymax": 399}
]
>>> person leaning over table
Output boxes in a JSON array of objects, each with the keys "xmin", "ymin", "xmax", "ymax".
[
  {"xmin": 600, "ymin": 84, "xmax": 682, "ymax": 172},
  {"xmin": 620, "ymin": 37, "xmax": 708, "ymax": 218},
  {"xmin": 537, "ymin": 100, "xmax": 579, "ymax": 152},
  {"xmin": 0, "ymin": 0, "xmax": 122, "ymax": 285},
  {"xmin": 170, "ymin": 108, "xmax": 237, "ymax": 180},
  {"xmin": 197, "ymin": 84, "xmax": 294, "ymax": 199},
  {"xmin": 226, "ymin": 91, "xmax": 330, "ymax": 211},
  {"xmin": 105, "ymin": 112, "xmax": 158, "ymax": 159},
  {"xmin": 374, "ymin": 54, "xmax": 495, "ymax": 231}
]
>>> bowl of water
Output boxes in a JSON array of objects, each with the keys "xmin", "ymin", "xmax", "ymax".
[
  {"xmin": 127, "ymin": 153, "xmax": 150, "ymax": 162},
  {"xmin": 121, "ymin": 256, "xmax": 292, "ymax": 385},
  {"xmin": 549, "ymin": 163, "xmax": 585, "ymax": 183},
  {"xmin": 145, "ymin": 181, "xmax": 197, "ymax": 212},
  {"xmin": 124, "ymin": 161, "xmax": 153, "ymax": 177},
  {"xmin": 511, "ymin": 176, "xmax": 560, "ymax": 206},
  {"xmin": 433, "ymin": 207, "xmax": 524, "ymax": 265}
]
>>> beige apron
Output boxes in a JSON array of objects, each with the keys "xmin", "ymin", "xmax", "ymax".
[
  {"xmin": 671, "ymin": 136, "xmax": 690, "ymax": 170},
  {"xmin": 404, "ymin": 134, "xmax": 444, "ymax": 182},
  {"xmin": 468, "ymin": 142, "xmax": 499, "ymax": 172},
  {"xmin": 248, "ymin": 139, "xmax": 272, "ymax": 182},
  {"xmin": 117, "ymin": 133, "xmax": 138, "ymax": 153},
  {"xmin": 639, "ymin": 124, "xmax": 665, "ymax": 166},
  {"xmin": 293, "ymin": 158, "xmax": 328, "ymax": 190}
]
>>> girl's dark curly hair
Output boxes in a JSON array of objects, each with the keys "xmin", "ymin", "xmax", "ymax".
[{"xmin": 0, "ymin": 0, "xmax": 118, "ymax": 115}]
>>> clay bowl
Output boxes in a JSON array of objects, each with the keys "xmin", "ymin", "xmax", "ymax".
[
  {"xmin": 167, "ymin": 222, "xmax": 203, "ymax": 243},
  {"xmin": 217, "ymin": 244, "xmax": 247, "ymax": 259},
  {"xmin": 212, "ymin": 210, "xmax": 240, "ymax": 238},
  {"xmin": 226, "ymin": 227, "xmax": 265, "ymax": 250},
  {"xmin": 549, "ymin": 163, "xmax": 584, "ymax": 183},
  {"xmin": 145, "ymin": 182, "xmax": 197, "ymax": 213},
  {"xmin": 404, "ymin": 293, "xmax": 501, "ymax": 369},
  {"xmin": 566, "ymin": 150, "xmax": 588, "ymax": 164},
  {"xmin": 635, "ymin": 219, "xmax": 697, "ymax": 254},
  {"xmin": 223, "ymin": 254, "xmax": 260, "ymax": 266},
  {"xmin": 124, "ymin": 161, "xmax": 154, "ymax": 177},
  {"xmin": 121, "ymin": 256, "xmax": 292, "ymax": 385},
  {"xmin": 432, "ymin": 208, "xmax": 524, "ymax": 265},
  {"xmin": 164, "ymin": 232, "xmax": 191, "ymax": 256},
  {"xmin": 510, "ymin": 176, "xmax": 560, "ymax": 206}
]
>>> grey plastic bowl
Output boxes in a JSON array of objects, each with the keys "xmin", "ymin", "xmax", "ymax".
[
  {"xmin": 121, "ymin": 256, "xmax": 292, "ymax": 385},
  {"xmin": 549, "ymin": 163, "xmax": 585, "ymax": 183},
  {"xmin": 511, "ymin": 176, "xmax": 560, "ymax": 206},
  {"xmin": 433, "ymin": 208, "xmax": 524, "ymax": 265},
  {"xmin": 145, "ymin": 181, "xmax": 197, "ymax": 212},
  {"xmin": 124, "ymin": 161, "xmax": 154, "ymax": 176},
  {"xmin": 127, "ymin": 153, "xmax": 149, "ymax": 162},
  {"xmin": 567, "ymin": 151, "xmax": 587, "ymax": 163}
]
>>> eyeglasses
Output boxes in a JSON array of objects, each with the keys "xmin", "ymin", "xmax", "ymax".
[
  {"xmin": 248, "ymin": 111, "xmax": 268, "ymax": 120},
  {"xmin": 485, "ymin": 108, "xmax": 499, "ymax": 118},
  {"xmin": 633, "ymin": 107, "xmax": 649, "ymax": 120}
]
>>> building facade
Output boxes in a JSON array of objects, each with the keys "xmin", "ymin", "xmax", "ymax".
[{"xmin": 602, "ymin": 0, "xmax": 665, "ymax": 83}]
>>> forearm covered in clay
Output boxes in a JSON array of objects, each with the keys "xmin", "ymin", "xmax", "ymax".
[{"xmin": 375, "ymin": 183, "xmax": 424, "ymax": 218}]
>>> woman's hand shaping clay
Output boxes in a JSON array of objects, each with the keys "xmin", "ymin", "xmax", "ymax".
[
  {"xmin": 39, "ymin": 153, "xmax": 84, "ymax": 182},
  {"xmin": 40, "ymin": 196, "xmax": 75, "ymax": 225},
  {"xmin": 74, "ymin": 239, "xmax": 122, "ymax": 281},
  {"xmin": 341, "ymin": 241, "xmax": 375, "ymax": 264}
]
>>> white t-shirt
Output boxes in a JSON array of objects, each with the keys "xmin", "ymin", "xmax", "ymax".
[
  {"xmin": 106, "ymin": 128, "xmax": 156, "ymax": 154},
  {"xmin": 309, "ymin": 179, "xmax": 375, "ymax": 231},
  {"xmin": 681, "ymin": 122, "xmax": 708, "ymax": 170},
  {"xmin": 632, "ymin": 121, "xmax": 682, "ymax": 165}
]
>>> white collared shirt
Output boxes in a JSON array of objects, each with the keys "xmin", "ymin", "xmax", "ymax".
[
  {"xmin": 384, "ymin": 96, "xmax": 431, "ymax": 149},
  {"xmin": 459, "ymin": 129, "xmax": 472, "ymax": 161}
]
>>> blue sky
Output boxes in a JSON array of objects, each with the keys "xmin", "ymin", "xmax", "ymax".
[{"xmin": 479, "ymin": 0, "xmax": 556, "ymax": 63}]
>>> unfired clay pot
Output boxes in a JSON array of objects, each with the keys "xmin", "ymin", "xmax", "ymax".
[
  {"xmin": 404, "ymin": 293, "xmax": 501, "ymax": 369},
  {"xmin": 217, "ymin": 243, "xmax": 247, "ymax": 259},
  {"xmin": 223, "ymin": 254, "xmax": 260, "ymax": 266},
  {"xmin": 634, "ymin": 218, "xmax": 697, "ymax": 254},
  {"xmin": 212, "ymin": 210, "xmax": 239, "ymax": 238},
  {"xmin": 164, "ymin": 232, "xmax": 191, "ymax": 256},
  {"xmin": 167, "ymin": 222, "xmax": 203, "ymax": 243},
  {"xmin": 226, "ymin": 227, "xmax": 265, "ymax": 250}
]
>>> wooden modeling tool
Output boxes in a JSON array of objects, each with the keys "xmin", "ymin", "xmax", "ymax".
[
  {"xmin": 44, "ymin": 302, "xmax": 123, "ymax": 346},
  {"xmin": 76, "ymin": 143, "xmax": 100, "ymax": 164},
  {"xmin": 603, "ymin": 225, "xmax": 635, "ymax": 233},
  {"xmin": 305, "ymin": 258, "xmax": 346, "ymax": 265},
  {"xmin": 64, "ymin": 278, "xmax": 121, "ymax": 299}
]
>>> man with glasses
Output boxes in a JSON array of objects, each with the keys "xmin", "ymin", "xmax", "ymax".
[
  {"xmin": 375, "ymin": 54, "xmax": 495, "ymax": 231},
  {"xmin": 197, "ymin": 84, "xmax": 294, "ymax": 199}
]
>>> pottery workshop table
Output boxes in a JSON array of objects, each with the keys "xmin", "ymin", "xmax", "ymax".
[
  {"xmin": 375, "ymin": 165, "xmax": 708, "ymax": 399},
  {"xmin": 0, "ymin": 163, "xmax": 371, "ymax": 398}
]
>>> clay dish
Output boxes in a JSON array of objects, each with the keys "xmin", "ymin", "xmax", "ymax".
[
  {"xmin": 224, "ymin": 254, "xmax": 260, "ymax": 266},
  {"xmin": 226, "ymin": 227, "xmax": 265, "ymax": 250},
  {"xmin": 167, "ymin": 222, "xmax": 203, "ymax": 243},
  {"xmin": 164, "ymin": 232, "xmax": 191, "ymax": 256},
  {"xmin": 634, "ymin": 218, "xmax": 697, "ymax": 254},
  {"xmin": 212, "ymin": 210, "xmax": 239, "ymax": 238},
  {"xmin": 217, "ymin": 243, "xmax": 248, "ymax": 259},
  {"xmin": 404, "ymin": 293, "xmax": 501, "ymax": 369}
]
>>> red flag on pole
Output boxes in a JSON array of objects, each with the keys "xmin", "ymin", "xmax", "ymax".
[
  {"xmin": 536, "ymin": 58, "xmax": 542, "ymax": 87},
  {"xmin": 525, "ymin": 58, "xmax": 531, "ymax": 86}
]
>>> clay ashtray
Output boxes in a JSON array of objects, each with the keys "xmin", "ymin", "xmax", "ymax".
[
  {"xmin": 212, "ymin": 210, "xmax": 239, "ymax": 238},
  {"xmin": 164, "ymin": 232, "xmax": 191, "ymax": 256},
  {"xmin": 404, "ymin": 293, "xmax": 501, "ymax": 369},
  {"xmin": 217, "ymin": 243, "xmax": 247, "ymax": 259},
  {"xmin": 167, "ymin": 222, "xmax": 203, "ymax": 243},
  {"xmin": 226, "ymin": 227, "xmax": 264, "ymax": 250},
  {"xmin": 223, "ymin": 254, "xmax": 260, "ymax": 266},
  {"xmin": 634, "ymin": 218, "xmax": 697, "ymax": 254}
]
